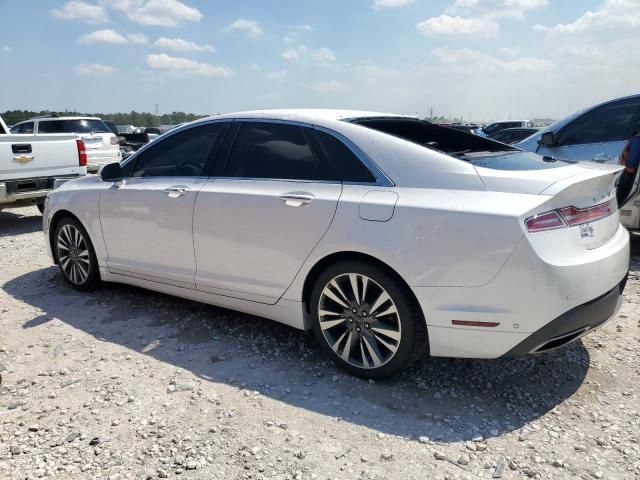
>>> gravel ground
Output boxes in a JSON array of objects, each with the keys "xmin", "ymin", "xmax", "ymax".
[{"xmin": 0, "ymin": 205, "xmax": 639, "ymax": 480}]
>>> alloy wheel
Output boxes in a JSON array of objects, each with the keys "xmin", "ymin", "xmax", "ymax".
[
  {"xmin": 317, "ymin": 273, "xmax": 402, "ymax": 369},
  {"xmin": 57, "ymin": 224, "xmax": 91, "ymax": 285}
]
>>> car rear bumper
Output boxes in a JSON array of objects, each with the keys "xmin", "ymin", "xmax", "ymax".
[
  {"xmin": 413, "ymin": 223, "xmax": 630, "ymax": 358},
  {"xmin": 86, "ymin": 150, "xmax": 121, "ymax": 173},
  {"xmin": 0, "ymin": 176, "xmax": 80, "ymax": 208},
  {"xmin": 502, "ymin": 273, "xmax": 626, "ymax": 356},
  {"xmin": 619, "ymin": 197, "xmax": 640, "ymax": 230}
]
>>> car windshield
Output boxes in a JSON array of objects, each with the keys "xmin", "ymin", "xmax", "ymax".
[
  {"xmin": 59, "ymin": 119, "xmax": 110, "ymax": 134},
  {"xmin": 462, "ymin": 151, "xmax": 573, "ymax": 170}
]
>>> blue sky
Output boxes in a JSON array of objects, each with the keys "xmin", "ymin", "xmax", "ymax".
[{"xmin": 1, "ymin": 0, "xmax": 638, "ymax": 121}]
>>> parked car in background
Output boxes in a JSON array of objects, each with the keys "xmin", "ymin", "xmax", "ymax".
[
  {"xmin": 482, "ymin": 120, "xmax": 531, "ymax": 137},
  {"xmin": 44, "ymin": 110, "xmax": 629, "ymax": 378},
  {"xmin": 117, "ymin": 125, "xmax": 136, "ymax": 134},
  {"xmin": 0, "ymin": 114, "xmax": 84, "ymax": 213},
  {"xmin": 143, "ymin": 127, "xmax": 162, "ymax": 135},
  {"xmin": 446, "ymin": 124, "xmax": 485, "ymax": 136},
  {"xmin": 10, "ymin": 116, "xmax": 121, "ymax": 173},
  {"xmin": 517, "ymin": 94, "xmax": 640, "ymax": 230},
  {"xmin": 489, "ymin": 127, "xmax": 539, "ymax": 145}
]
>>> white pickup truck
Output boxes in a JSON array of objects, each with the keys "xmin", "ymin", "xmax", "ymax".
[{"xmin": 0, "ymin": 115, "xmax": 85, "ymax": 213}]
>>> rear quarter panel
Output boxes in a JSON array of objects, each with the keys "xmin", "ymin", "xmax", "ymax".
[{"xmin": 283, "ymin": 185, "xmax": 553, "ymax": 303}]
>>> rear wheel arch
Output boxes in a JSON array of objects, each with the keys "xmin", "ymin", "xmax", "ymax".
[{"xmin": 301, "ymin": 251, "xmax": 426, "ymax": 325}]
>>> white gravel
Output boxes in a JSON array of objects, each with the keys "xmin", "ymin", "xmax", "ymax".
[{"xmin": 1, "ymin": 206, "xmax": 639, "ymax": 480}]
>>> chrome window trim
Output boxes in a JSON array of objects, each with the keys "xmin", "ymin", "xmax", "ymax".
[
  {"xmin": 121, "ymin": 117, "xmax": 395, "ymax": 187},
  {"xmin": 120, "ymin": 118, "xmax": 232, "ymax": 169}
]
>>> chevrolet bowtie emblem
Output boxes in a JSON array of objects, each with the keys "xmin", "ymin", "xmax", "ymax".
[{"xmin": 13, "ymin": 155, "xmax": 34, "ymax": 164}]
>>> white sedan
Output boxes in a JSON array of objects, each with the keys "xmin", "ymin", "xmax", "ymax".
[{"xmin": 43, "ymin": 110, "xmax": 630, "ymax": 378}]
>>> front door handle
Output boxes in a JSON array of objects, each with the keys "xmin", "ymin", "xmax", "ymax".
[
  {"xmin": 279, "ymin": 192, "xmax": 315, "ymax": 207},
  {"xmin": 164, "ymin": 185, "xmax": 189, "ymax": 198}
]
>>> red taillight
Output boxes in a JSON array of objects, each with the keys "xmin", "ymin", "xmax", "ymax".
[
  {"xmin": 76, "ymin": 139, "xmax": 87, "ymax": 167},
  {"xmin": 525, "ymin": 211, "xmax": 565, "ymax": 232},
  {"xmin": 559, "ymin": 198, "xmax": 617, "ymax": 226},
  {"xmin": 525, "ymin": 198, "xmax": 617, "ymax": 233}
]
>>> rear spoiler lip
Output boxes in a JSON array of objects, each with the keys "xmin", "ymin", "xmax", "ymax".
[{"xmin": 539, "ymin": 164, "xmax": 624, "ymax": 197}]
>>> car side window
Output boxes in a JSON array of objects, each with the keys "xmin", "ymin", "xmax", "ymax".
[
  {"xmin": 38, "ymin": 121, "xmax": 59, "ymax": 134},
  {"xmin": 224, "ymin": 122, "xmax": 339, "ymax": 181},
  {"xmin": 557, "ymin": 98, "xmax": 640, "ymax": 146},
  {"xmin": 314, "ymin": 130, "xmax": 376, "ymax": 183},
  {"xmin": 12, "ymin": 122, "xmax": 34, "ymax": 134},
  {"xmin": 131, "ymin": 124, "xmax": 224, "ymax": 178}
]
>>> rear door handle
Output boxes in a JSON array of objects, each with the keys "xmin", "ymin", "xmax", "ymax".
[
  {"xmin": 12, "ymin": 144, "xmax": 32, "ymax": 154},
  {"xmin": 279, "ymin": 192, "xmax": 315, "ymax": 207},
  {"xmin": 164, "ymin": 185, "xmax": 189, "ymax": 198}
]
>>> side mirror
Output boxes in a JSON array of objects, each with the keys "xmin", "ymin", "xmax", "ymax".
[
  {"xmin": 539, "ymin": 132, "xmax": 556, "ymax": 147},
  {"xmin": 100, "ymin": 162, "xmax": 123, "ymax": 182}
]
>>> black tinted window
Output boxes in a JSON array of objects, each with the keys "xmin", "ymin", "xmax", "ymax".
[
  {"xmin": 131, "ymin": 124, "xmax": 223, "ymax": 178},
  {"xmin": 38, "ymin": 121, "xmax": 58, "ymax": 133},
  {"xmin": 315, "ymin": 130, "xmax": 376, "ymax": 183},
  {"xmin": 225, "ymin": 123, "xmax": 338, "ymax": 181},
  {"xmin": 59, "ymin": 119, "xmax": 109, "ymax": 133},
  {"xmin": 557, "ymin": 99, "xmax": 640, "ymax": 145},
  {"xmin": 13, "ymin": 122, "xmax": 34, "ymax": 134}
]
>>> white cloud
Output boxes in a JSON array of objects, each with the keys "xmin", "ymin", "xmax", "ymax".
[
  {"xmin": 431, "ymin": 47, "xmax": 555, "ymax": 73},
  {"xmin": 51, "ymin": 1, "xmax": 108, "ymax": 24},
  {"xmin": 78, "ymin": 29, "xmax": 128, "ymax": 44},
  {"xmin": 153, "ymin": 37, "xmax": 214, "ymax": 52},
  {"xmin": 310, "ymin": 80, "xmax": 350, "ymax": 93},
  {"xmin": 103, "ymin": 0, "xmax": 203, "ymax": 27},
  {"xmin": 534, "ymin": 0, "xmax": 640, "ymax": 34},
  {"xmin": 294, "ymin": 24, "xmax": 313, "ymax": 31},
  {"xmin": 146, "ymin": 53, "xmax": 232, "ymax": 77},
  {"xmin": 281, "ymin": 45, "xmax": 336, "ymax": 62},
  {"xmin": 75, "ymin": 63, "xmax": 117, "ymax": 76},
  {"xmin": 1, "ymin": 45, "xmax": 10, "ymax": 53},
  {"xmin": 126, "ymin": 33, "xmax": 148, "ymax": 44},
  {"xmin": 374, "ymin": 0, "xmax": 414, "ymax": 8},
  {"xmin": 224, "ymin": 18, "xmax": 263, "ymax": 38},
  {"xmin": 417, "ymin": 15, "xmax": 499, "ymax": 36},
  {"xmin": 446, "ymin": 0, "xmax": 547, "ymax": 19},
  {"xmin": 266, "ymin": 70, "xmax": 288, "ymax": 82}
]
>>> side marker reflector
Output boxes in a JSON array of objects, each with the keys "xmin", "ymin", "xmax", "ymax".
[{"xmin": 452, "ymin": 320, "xmax": 500, "ymax": 328}]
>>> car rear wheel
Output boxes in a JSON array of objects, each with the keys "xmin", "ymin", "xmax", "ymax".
[
  {"xmin": 54, "ymin": 217, "xmax": 100, "ymax": 291},
  {"xmin": 310, "ymin": 261, "xmax": 426, "ymax": 379}
]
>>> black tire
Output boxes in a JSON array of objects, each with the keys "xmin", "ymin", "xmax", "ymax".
[
  {"xmin": 54, "ymin": 216, "xmax": 101, "ymax": 291},
  {"xmin": 310, "ymin": 260, "xmax": 427, "ymax": 379}
]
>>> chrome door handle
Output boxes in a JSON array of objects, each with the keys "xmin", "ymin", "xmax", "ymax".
[
  {"xmin": 278, "ymin": 192, "xmax": 315, "ymax": 207},
  {"xmin": 164, "ymin": 186, "xmax": 189, "ymax": 198}
]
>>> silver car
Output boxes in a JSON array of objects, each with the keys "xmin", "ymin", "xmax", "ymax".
[{"xmin": 44, "ymin": 110, "xmax": 629, "ymax": 378}]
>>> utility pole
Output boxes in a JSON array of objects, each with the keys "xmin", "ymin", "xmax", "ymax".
[{"xmin": 155, "ymin": 104, "xmax": 159, "ymax": 116}]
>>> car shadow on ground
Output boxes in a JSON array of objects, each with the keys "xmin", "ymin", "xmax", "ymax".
[
  {"xmin": 4, "ymin": 266, "xmax": 597, "ymax": 444},
  {"xmin": 0, "ymin": 209, "xmax": 42, "ymax": 237}
]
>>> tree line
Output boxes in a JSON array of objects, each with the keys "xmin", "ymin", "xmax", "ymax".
[{"xmin": 1, "ymin": 110, "xmax": 209, "ymax": 127}]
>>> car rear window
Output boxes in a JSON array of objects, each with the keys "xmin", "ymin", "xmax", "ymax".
[
  {"xmin": 59, "ymin": 119, "xmax": 110, "ymax": 133},
  {"xmin": 38, "ymin": 119, "xmax": 110, "ymax": 134}
]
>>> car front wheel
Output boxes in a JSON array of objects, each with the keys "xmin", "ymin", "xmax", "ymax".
[
  {"xmin": 310, "ymin": 261, "xmax": 426, "ymax": 379},
  {"xmin": 54, "ymin": 217, "xmax": 100, "ymax": 290}
]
